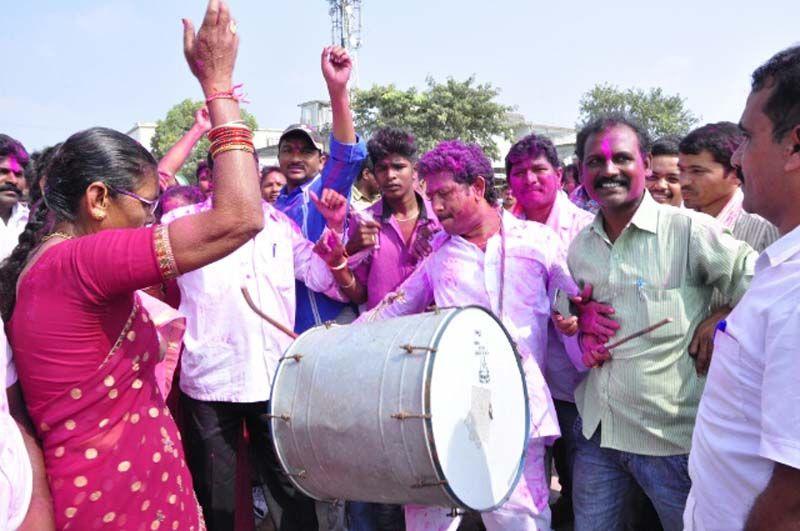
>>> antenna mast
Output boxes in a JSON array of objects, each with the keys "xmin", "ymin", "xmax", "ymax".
[{"xmin": 327, "ymin": 0, "xmax": 362, "ymax": 89}]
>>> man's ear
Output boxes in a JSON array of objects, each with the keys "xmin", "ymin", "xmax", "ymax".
[
  {"xmin": 473, "ymin": 175, "xmax": 487, "ymax": 202},
  {"xmin": 784, "ymin": 125, "xmax": 800, "ymax": 173},
  {"xmin": 85, "ymin": 181, "xmax": 111, "ymax": 221},
  {"xmin": 642, "ymin": 152, "xmax": 653, "ymax": 178}
]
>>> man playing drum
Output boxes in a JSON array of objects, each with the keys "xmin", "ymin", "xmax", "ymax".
[{"xmin": 343, "ymin": 140, "xmax": 611, "ymax": 531}]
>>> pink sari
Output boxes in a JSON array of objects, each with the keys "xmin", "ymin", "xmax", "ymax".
[{"xmin": 9, "ymin": 226, "xmax": 204, "ymax": 531}]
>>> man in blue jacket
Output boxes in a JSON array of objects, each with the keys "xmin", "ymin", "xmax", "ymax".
[{"xmin": 275, "ymin": 45, "xmax": 367, "ymax": 332}]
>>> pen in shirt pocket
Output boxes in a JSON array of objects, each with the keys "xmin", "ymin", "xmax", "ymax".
[{"xmin": 272, "ymin": 243, "xmax": 276, "ymax": 257}]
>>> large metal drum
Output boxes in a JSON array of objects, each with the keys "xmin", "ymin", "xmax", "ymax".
[{"xmin": 268, "ymin": 306, "xmax": 530, "ymax": 511}]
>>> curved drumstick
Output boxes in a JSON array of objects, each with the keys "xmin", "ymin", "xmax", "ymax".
[{"xmin": 241, "ymin": 287, "xmax": 299, "ymax": 339}]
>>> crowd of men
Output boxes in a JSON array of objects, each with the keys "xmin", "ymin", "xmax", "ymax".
[{"xmin": 1, "ymin": 24, "xmax": 799, "ymax": 531}]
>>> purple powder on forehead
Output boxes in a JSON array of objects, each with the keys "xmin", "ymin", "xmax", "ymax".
[{"xmin": 417, "ymin": 140, "xmax": 493, "ymax": 182}]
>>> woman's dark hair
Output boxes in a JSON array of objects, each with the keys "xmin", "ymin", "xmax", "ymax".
[
  {"xmin": 25, "ymin": 143, "xmax": 63, "ymax": 205},
  {"xmin": 0, "ymin": 127, "xmax": 157, "ymax": 321}
]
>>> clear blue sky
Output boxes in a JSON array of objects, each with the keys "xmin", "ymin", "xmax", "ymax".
[{"xmin": 2, "ymin": 0, "xmax": 796, "ymax": 151}]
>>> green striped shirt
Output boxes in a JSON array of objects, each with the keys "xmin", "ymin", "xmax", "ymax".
[{"xmin": 567, "ymin": 192, "xmax": 757, "ymax": 456}]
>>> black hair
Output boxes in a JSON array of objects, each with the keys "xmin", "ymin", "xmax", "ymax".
[
  {"xmin": 367, "ymin": 127, "xmax": 418, "ymax": 165},
  {"xmin": 504, "ymin": 133, "xmax": 561, "ymax": 176},
  {"xmin": 751, "ymin": 45, "xmax": 800, "ymax": 142},
  {"xmin": 563, "ymin": 163, "xmax": 579, "ymax": 183},
  {"xmin": 679, "ymin": 122, "xmax": 743, "ymax": 172},
  {"xmin": 651, "ymin": 135, "xmax": 681, "ymax": 157},
  {"xmin": 0, "ymin": 134, "xmax": 29, "ymax": 166},
  {"xmin": 576, "ymin": 113, "xmax": 651, "ymax": 162},
  {"xmin": 25, "ymin": 143, "xmax": 63, "ymax": 205},
  {"xmin": 260, "ymin": 165, "xmax": 286, "ymax": 183},
  {"xmin": 0, "ymin": 127, "xmax": 157, "ymax": 321},
  {"xmin": 196, "ymin": 160, "xmax": 210, "ymax": 179}
]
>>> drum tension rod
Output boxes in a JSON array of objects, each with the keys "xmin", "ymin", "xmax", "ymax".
[
  {"xmin": 400, "ymin": 344, "xmax": 437, "ymax": 354},
  {"xmin": 266, "ymin": 413, "xmax": 291, "ymax": 422},
  {"xmin": 410, "ymin": 479, "xmax": 448, "ymax": 489},
  {"xmin": 448, "ymin": 508, "xmax": 466, "ymax": 517},
  {"xmin": 279, "ymin": 354, "xmax": 303, "ymax": 362},
  {"xmin": 391, "ymin": 412, "xmax": 431, "ymax": 420},
  {"xmin": 287, "ymin": 469, "xmax": 307, "ymax": 479}
]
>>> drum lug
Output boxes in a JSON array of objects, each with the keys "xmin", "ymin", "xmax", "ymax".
[
  {"xmin": 323, "ymin": 320, "xmax": 335, "ymax": 329},
  {"xmin": 287, "ymin": 469, "xmax": 307, "ymax": 479},
  {"xmin": 448, "ymin": 508, "xmax": 465, "ymax": 517},
  {"xmin": 266, "ymin": 413, "xmax": 291, "ymax": 422},
  {"xmin": 410, "ymin": 479, "xmax": 447, "ymax": 489},
  {"xmin": 399, "ymin": 344, "xmax": 437, "ymax": 355},
  {"xmin": 279, "ymin": 354, "xmax": 303, "ymax": 362},
  {"xmin": 391, "ymin": 412, "xmax": 431, "ymax": 420}
]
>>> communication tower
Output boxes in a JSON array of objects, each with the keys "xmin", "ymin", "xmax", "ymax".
[{"xmin": 327, "ymin": 0, "xmax": 363, "ymax": 88}]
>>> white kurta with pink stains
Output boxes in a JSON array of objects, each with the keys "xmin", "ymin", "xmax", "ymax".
[{"xmin": 364, "ymin": 210, "xmax": 577, "ymax": 530}]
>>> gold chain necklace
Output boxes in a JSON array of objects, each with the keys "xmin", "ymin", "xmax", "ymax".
[
  {"xmin": 40, "ymin": 232, "xmax": 75, "ymax": 244},
  {"xmin": 394, "ymin": 210, "xmax": 420, "ymax": 222}
]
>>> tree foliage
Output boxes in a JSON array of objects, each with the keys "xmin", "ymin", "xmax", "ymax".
[
  {"xmin": 352, "ymin": 76, "xmax": 514, "ymax": 161},
  {"xmin": 151, "ymin": 99, "xmax": 258, "ymax": 181},
  {"xmin": 577, "ymin": 84, "xmax": 699, "ymax": 139}
]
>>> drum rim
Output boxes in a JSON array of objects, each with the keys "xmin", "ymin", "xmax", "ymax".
[
  {"xmin": 422, "ymin": 305, "xmax": 531, "ymax": 512},
  {"xmin": 268, "ymin": 323, "xmax": 335, "ymax": 502}
]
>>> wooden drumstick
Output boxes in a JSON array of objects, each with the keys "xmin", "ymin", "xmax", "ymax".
[
  {"xmin": 241, "ymin": 287, "xmax": 299, "ymax": 339},
  {"xmin": 605, "ymin": 318, "xmax": 673, "ymax": 350}
]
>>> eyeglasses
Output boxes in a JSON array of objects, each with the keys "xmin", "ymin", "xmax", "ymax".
[{"xmin": 108, "ymin": 185, "xmax": 160, "ymax": 217}]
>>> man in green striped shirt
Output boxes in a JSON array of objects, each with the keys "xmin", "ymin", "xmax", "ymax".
[{"xmin": 567, "ymin": 114, "xmax": 758, "ymax": 531}]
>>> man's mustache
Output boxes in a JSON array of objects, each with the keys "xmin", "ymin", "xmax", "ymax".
[{"xmin": 0, "ymin": 183, "xmax": 21, "ymax": 196}]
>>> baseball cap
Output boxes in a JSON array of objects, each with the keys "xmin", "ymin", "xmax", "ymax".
[{"xmin": 279, "ymin": 124, "xmax": 325, "ymax": 152}]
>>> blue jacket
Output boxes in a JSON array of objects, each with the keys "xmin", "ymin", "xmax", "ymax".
[{"xmin": 274, "ymin": 134, "xmax": 367, "ymax": 333}]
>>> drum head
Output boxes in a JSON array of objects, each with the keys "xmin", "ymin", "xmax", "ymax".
[{"xmin": 427, "ymin": 306, "xmax": 529, "ymax": 511}]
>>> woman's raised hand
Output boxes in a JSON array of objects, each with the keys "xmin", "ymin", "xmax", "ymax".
[{"xmin": 182, "ymin": 0, "xmax": 238, "ymax": 96}]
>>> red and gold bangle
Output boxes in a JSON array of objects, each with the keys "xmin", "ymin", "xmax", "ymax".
[
  {"xmin": 211, "ymin": 143, "xmax": 255, "ymax": 159},
  {"xmin": 208, "ymin": 127, "xmax": 253, "ymax": 142}
]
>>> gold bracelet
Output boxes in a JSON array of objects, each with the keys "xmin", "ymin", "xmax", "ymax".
[
  {"xmin": 211, "ymin": 143, "xmax": 255, "ymax": 158},
  {"xmin": 339, "ymin": 273, "xmax": 356, "ymax": 290},
  {"xmin": 330, "ymin": 258, "xmax": 348, "ymax": 271}
]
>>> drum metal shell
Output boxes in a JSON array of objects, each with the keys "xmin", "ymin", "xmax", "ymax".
[{"xmin": 268, "ymin": 306, "xmax": 529, "ymax": 511}]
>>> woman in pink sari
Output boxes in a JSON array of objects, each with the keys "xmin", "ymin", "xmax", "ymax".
[{"xmin": 0, "ymin": 2, "xmax": 264, "ymax": 529}]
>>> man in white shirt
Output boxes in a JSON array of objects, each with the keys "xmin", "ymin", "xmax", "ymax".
[
  {"xmin": 1, "ymin": 323, "xmax": 31, "ymax": 530},
  {"xmin": 685, "ymin": 44, "xmax": 800, "ymax": 530},
  {"xmin": 505, "ymin": 133, "xmax": 597, "ymax": 527},
  {"xmin": 162, "ymin": 196, "xmax": 354, "ymax": 530},
  {"xmin": 0, "ymin": 134, "xmax": 30, "ymax": 261},
  {"xmin": 362, "ymin": 140, "xmax": 605, "ymax": 531}
]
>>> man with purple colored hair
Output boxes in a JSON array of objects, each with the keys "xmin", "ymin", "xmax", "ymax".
[{"xmin": 359, "ymin": 140, "xmax": 606, "ymax": 531}]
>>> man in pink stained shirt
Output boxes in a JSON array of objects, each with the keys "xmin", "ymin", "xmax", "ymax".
[
  {"xmin": 358, "ymin": 140, "xmax": 608, "ymax": 531},
  {"xmin": 346, "ymin": 127, "xmax": 441, "ymax": 311},
  {"xmin": 505, "ymin": 133, "xmax": 597, "ymax": 527}
]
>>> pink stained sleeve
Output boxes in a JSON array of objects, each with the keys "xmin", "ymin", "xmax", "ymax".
[{"xmin": 65, "ymin": 226, "xmax": 178, "ymax": 305}]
